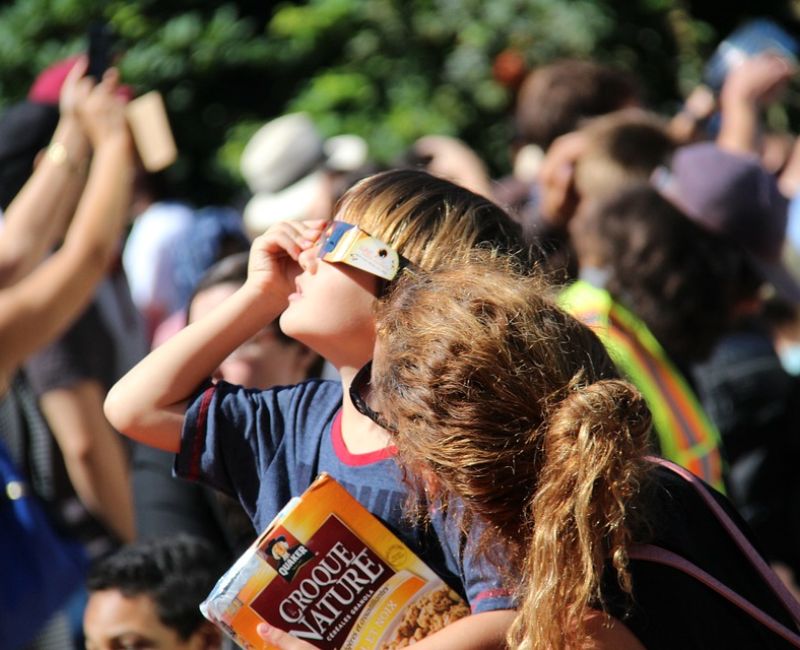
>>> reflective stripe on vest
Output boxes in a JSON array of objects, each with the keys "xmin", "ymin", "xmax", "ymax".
[{"xmin": 560, "ymin": 281, "xmax": 726, "ymax": 492}]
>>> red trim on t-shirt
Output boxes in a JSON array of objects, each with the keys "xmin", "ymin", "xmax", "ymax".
[
  {"xmin": 188, "ymin": 385, "xmax": 216, "ymax": 481},
  {"xmin": 330, "ymin": 409, "xmax": 397, "ymax": 466},
  {"xmin": 471, "ymin": 588, "xmax": 514, "ymax": 613}
]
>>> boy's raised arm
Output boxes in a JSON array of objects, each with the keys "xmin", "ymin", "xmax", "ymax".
[
  {"xmin": 104, "ymin": 284, "xmax": 279, "ymax": 451},
  {"xmin": 104, "ymin": 221, "xmax": 326, "ymax": 452}
]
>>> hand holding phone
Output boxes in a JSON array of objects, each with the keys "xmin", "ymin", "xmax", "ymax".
[
  {"xmin": 704, "ymin": 18, "xmax": 799, "ymax": 93},
  {"xmin": 87, "ymin": 22, "xmax": 116, "ymax": 82}
]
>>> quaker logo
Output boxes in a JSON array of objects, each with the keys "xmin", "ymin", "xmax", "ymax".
[{"xmin": 260, "ymin": 527, "xmax": 315, "ymax": 582}]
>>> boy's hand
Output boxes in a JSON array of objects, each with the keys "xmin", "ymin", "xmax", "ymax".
[
  {"xmin": 246, "ymin": 220, "xmax": 328, "ymax": 299},
  {"xmin": 257, "ymin": 623, "xmax": 320, "ymax": 650}
]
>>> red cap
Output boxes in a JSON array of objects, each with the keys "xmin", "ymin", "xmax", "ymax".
[
  {"xmin": 27, "ymin": 55, "xmax": 134, "ymax": 104},
  {"xmin": 28, "ymin": 56, "xmax": 81, "ymax": 104}
]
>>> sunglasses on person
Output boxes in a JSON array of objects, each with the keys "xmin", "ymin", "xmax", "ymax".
[
  {"xmin": 317, "ymin": 221, "xmax": 411, "ymax": 281},
  {"xmin": 349, "ymin": 360, "xmax": 398, "ymax": 434}
]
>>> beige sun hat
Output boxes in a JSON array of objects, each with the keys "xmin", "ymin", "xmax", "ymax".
[{"xmin": 240, "ymin": 113, "xmax": 368, "ymax": 237}]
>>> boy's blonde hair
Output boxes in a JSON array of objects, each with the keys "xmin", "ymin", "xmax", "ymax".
[{"xmin": 335, "ymin": 169, "xmax": 525, "ymax": 270}]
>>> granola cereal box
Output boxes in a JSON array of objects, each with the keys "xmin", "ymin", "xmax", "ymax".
[{"xmin": 201, "ymin": 473, "xmax": 469, "ymax": 649}]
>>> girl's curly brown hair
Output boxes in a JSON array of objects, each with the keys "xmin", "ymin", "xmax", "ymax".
[{"xmin": 373, "ymin": 252, "xmax": 653, "ymax": 650}]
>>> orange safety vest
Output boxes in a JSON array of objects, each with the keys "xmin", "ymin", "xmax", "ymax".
[{"xmin": 560, "ymin": 280, "xmax": 726, "ymax": 492}]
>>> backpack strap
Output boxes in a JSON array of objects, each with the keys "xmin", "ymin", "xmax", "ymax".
[
  {"xmin": 637, "ymin": 456, "xmax": 800, "ymax": 643},
  {"xmin": 629, "ymin": 543, "xmax": 800, "ymax": 647}
]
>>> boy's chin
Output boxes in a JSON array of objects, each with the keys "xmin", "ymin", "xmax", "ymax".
[
  {"xmin": 277, "ymin": 308, "xmax": 298, "ymax": 334},
  {"xmin": 278, "ymin": 320, "xmax": 300, "ymax": 343},
  {"xmin": 277, "ymin": 311, "xmax": 314, "ymax": 350}
]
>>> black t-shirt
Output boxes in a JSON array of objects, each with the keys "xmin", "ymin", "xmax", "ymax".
[
  {"xmin": 692, "ymin": 320, "xmax": 800, "ymax": 575},
  {"xmin": 602, "ymin": 465, "xmax": 799, "ymax": 649}
]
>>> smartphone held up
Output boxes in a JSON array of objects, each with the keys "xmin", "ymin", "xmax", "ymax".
[
  {"xmin": 87, "ymin": 22, "xmax": 116, "ymax": 82},
  {"xmin": 84, "ymin": 23, "xmax": 177, "ymax": 172}
]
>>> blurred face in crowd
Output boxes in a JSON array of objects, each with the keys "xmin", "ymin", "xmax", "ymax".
[
  {"xmin": 189, "ymin": 281, "xmax": 318, "ymax": 388},
  {"xmin": 83, "ymin": 589, "xmax": 219, "ymax": 650}
]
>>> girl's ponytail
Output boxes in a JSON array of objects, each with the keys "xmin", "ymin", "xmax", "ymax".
[
  {"xmin": 373, "ymin": 256, "xmax": 657, "ymax": 649},
  {"xmin": 510, "ymin": 377, "xmax": 652, "ymax": 650}
]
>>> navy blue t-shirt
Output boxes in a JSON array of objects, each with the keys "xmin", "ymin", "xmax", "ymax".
[{"xmin": 175, "ymin": 378, "xmax": 513, "ymax": 613}]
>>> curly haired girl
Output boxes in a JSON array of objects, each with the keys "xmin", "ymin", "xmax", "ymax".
[{"xmin": 367, "ymin": 253, "xmax": 800, "ymax": 650}]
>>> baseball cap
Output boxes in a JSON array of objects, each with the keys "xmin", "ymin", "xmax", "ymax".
[
  {"xmin": 653, "ymin": 142, "xmax": 800, "ymax": 302},
  {"xmin": 28, "ymin": 56, "xmax": 134, "ymax": 104}
]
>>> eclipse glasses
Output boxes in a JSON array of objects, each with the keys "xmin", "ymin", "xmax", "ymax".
[{"xmin": 317, "ymin": 221, "xmax": 410, "ymax": 281}]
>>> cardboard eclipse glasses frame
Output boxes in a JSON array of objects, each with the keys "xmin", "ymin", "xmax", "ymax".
[{"xmin": 317, "ymin": 221, "xmax": 410, "ymax": 281}]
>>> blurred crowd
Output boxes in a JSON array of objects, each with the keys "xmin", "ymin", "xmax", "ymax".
[{"xmin": 4, "ymin": 15, "xmax": 800, "ymax": 650}]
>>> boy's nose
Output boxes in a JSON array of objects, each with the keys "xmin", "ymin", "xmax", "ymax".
[{"xmin": 297, "ymin": 246, "xmax": 319, "ymax": 273}]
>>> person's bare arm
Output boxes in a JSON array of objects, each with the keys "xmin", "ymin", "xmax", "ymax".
[
  {"xmin": 399, "ymin": 610, "xmax": 515, "ymax": 650},
  {"xmin": 104, "ymin": 220, "xmax": 326, "ymax": 452},
  {"xmin": 583, "ymin": 610, "xmax": 646, "ymax": 650},
  {"xmin": 0, "ymin": 58, "xmax": 92, "ymax": 288},
  {"xmin": 717, "ymin": 53, "xmax": 794, "ymax": 156},
  {"xmin": 255, "ymin": 607, "xmax": 649, "ymax": 650},
  {"xmin": 779, "ymin": 137, "xmax": 800, "ymax": 198},
  {"xmin": 668, "ymin": 84, "xmax": 716, "ymax": 145},
  {"xmin": 39, "ymin": 380, "xmax": 135, "ymax": 542},
  {"xmin": 0, "ymin": 70, "xmax": 133, "ymax": 390},
  {"xmin": 104, "ymin": 284, "xmax": 282, "ymax": 452}
]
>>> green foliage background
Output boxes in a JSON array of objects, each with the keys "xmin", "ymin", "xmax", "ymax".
[{"xmin": 0, "ymin": 0, "xmax": 796, "ymax": 205}]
